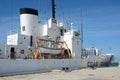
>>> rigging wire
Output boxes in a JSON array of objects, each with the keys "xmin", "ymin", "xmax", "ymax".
[
  {"xmin": 81, "ymin": 8, "xmax": 83, "ymax": 49},
  {"xmin": 56, "ymin": 0, "xmax": 65, "ymax": 23},
  {"xmin": 10, "ymin": 0, "xmax": 14, "ymax": 31},
  {"xmin": 39, "ymin": 0, "xmax": 51, "ymax": 24}
]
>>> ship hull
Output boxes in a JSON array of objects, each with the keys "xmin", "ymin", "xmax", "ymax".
[{"xmin": 0, "ymin": 59, "xmax": 86, "ymax": 76}]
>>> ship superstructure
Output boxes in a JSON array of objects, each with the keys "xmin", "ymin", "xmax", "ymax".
[{"xmin": 3, "ymin": 7, "xmax": 81, "ymax": 60}]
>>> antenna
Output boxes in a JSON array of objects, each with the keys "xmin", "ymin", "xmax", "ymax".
[
  {"xmin": 70, "ymin": 23, "xmax": 73, "ymax": 30},
  {"xmin": 52, "ymin": 0, "xmax": 56, "ymax": 19},
  {"xmin": 81, "ymin": 9, "xmax": 83, "ymax": 49},
  {"xmin": 109, "ymin": 48, "xmax": 113, "ymax": 54}
]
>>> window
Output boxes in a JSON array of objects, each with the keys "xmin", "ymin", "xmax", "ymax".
[
  {"xmin": 60, "ymin": 29, "xmax": 63, "ymax": 36},
  {"xmin": 22, "ymin": 26, "xmax": 25, "ymax": 31}
]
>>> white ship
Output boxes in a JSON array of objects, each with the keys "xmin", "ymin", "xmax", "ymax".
[
  {"xmin": 0, "ymin": 0, "xmax": 114, "ymax": 75},
  {"xmin": 82, "ymin": 47, "xmax": 114, "ymax": 67}
]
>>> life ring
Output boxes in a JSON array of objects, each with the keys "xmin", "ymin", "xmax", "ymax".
[{"xmin": 20, "ymin": 50, "xmax": 24, "ymax": 54}]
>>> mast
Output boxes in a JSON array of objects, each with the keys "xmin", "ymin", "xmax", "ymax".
[{"xmin": 52, "ymin": 0, "xmax": 56, "ymax": 19}]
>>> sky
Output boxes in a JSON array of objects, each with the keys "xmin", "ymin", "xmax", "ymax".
[{"xmin": 0, "ymin": 0, "xmax": 120, "ymax": 62}]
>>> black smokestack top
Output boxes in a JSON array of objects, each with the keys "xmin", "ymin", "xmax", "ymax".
[
  {"xmin": 52, "ymin": 0, "xmax": 56, "ymax": 19},
  {"xmin": 20, "ymin": 8, "xmax": 38, "ymax": 16}
]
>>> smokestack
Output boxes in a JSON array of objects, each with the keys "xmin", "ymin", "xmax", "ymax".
[{"xmin": 20, "ymin": 8, "xmax": 39, "ymax": 36}]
